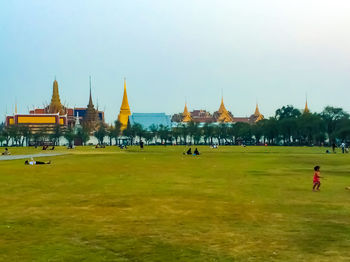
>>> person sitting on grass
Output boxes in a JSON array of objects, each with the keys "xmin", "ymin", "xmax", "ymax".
[
  {"xmin": 194, "ymin": 148, "xmax": 200, "ymax": 155},
  {"xmin": 183, "ymin": 148, "xmax": 192, "ymax": 155},
  {"xmin": 25, "ymin": 158, "xmax": 51, "ymax": 165},
  {"xmin": 2, "ymin": 148, "xmax": 11, "ymax": 155},
  {"xmin": 313, "ymin": 165, "xmax": 323, "ymax": 192}
]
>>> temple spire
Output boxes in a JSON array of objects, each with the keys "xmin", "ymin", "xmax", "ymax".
[
  {"xmin": 120, "ymin": 78, "xmax": 130, "ymax": 112},
  {"xmin": 304, "ymin": 99, "xmax": 310, "ymax": 114},
  {"xmin": 88, "ymin": 76, "xmax": 94, "ymax": 107},
  {"xmin": 217, "ymin": 95, "xmax": 233, "ymax": 122},
  {"xmin": 49, "ymin": 79, "xmax": 63, "ymax": 114},
  {"xmin": 254, "ymin": 103, "xmax": 260, "ymax": 116},
  {"xmin": 182, "ymin": 102, "xmax": 192, "ymax": 122},
  {"xmin": 118, "ymin": 78, "xmax": 131, "ymax": 130}
]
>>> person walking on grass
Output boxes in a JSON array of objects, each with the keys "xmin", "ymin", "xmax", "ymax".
[{"xmin": 313, "ymin": 166, "xmax": 323, "ymax": 192}]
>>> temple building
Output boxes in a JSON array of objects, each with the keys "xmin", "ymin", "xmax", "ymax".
[
  {"xmin": 79, "ymin": 78, "xmax": 102, "ymax": 132},
  {"xmin": 118, "ymin": 79, "xmax": 131, "ymax": 130},
  {"xmin": 182, "ymin": 103, "xmax": 192, "ymax": 122},
  {"xmin": 171, "ymin": 97, "xmax": 264, "ymax": 125},
  {"xmin": 213, "ymin": 97, "xmax": 234, "ymax": 122},
  {"xmin": 6, "ymin": 79, "xmax": 69, "ymax": 133},
  {"xmin": 129, "ymin": 113, "xmax": 172, "ymax": 130},
  {"xmin": 5, "ymin": 78, "xmax": 105, "ymax": 134}
]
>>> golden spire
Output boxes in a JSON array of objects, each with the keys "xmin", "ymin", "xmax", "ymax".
[
  {"xmin": 304, "ymin": 99, "xmax": 310, "ymax": 114},
  {"xmin": 218, "ymin": 96, "xmax": 226, "ymax": 114},
  {"xmin": 254, "ymin": 103, "xmax": 260, "ymax": 116},
  {"xmin": 118, "ymin": 78, "xmax": 131, "ymax": 130},
  {"xmin": 254, "ymin": 103, "xmax": 264, "ymax": 122},
  {"xmin": 15, "ymin": 100, "xmax": 17, "ymax": 114},
  {"xmin": 182, "ymin": 103, "xmax": 192, "ymax": 122},
  {"xmin": 49, "ymin": 79, "xmax": 63, "ymax": 114},
  {"xmin": 217, "ymin": 96, "xmax": 233, "ymax": 122}
]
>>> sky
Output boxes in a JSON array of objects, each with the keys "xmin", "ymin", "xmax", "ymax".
[{"xmin": 1, "ymin": 0, "xmax": 350, "ymax": 123}]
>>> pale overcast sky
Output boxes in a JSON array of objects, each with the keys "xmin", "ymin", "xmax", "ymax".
[{"xmin": 1, "ymin": 0, "xmax": 350, "ymax": 123}]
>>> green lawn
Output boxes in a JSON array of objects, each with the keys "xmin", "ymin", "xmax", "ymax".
[{"xmin": 0, "ymin": 146, "xmax": 349, "ymax": 261}]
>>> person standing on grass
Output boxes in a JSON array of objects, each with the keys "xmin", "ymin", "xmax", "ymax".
[
  {"xmin": 332, "ymin": 142, "xmax": 336, "ymax": 153},
  {"xmin": 313, "ymin": 166, "xmax": 323, "ymax": 191},
  {"xmin": 341, "ymin": 141, "xmax": 346, "ymax": 154}
]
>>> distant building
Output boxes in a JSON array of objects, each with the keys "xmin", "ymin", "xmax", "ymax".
[
  {"xmin": 5, "ymin": 78, "xmax": 105, "ymax": 133},
  {"xmin": 79, "ymin": 77, "xmax": 104, "ymax": 132},
  {"xmin": 130, "ymin": 113, "xmax": 172, "ymax": 130},
  {"xmin": 172, "ymin": 97, "xmax": 264, "ymax": 125}
]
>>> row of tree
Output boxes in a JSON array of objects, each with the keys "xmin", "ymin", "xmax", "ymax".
[{"xmin": 1, "ymin": 106, "xmax": 350, "ymax": 147}]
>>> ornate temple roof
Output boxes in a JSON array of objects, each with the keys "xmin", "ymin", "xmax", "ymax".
[
  {"xmin": 216, "ymin": 97, "xmax": 234, "ymax": 122},
  {"xmin": 182, "ymin": 103, "xmax": 192, "ymax": 122},
  {"xmin": 253, "ymin": 103, "xmax": 264, "ymax": 122},
  {"xmin": 118, "ymin": 78, "xmax": 131, "ymax": 130}
]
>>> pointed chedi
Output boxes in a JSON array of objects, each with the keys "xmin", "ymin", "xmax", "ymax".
[
  {"xmin": 182, "ymin": 103, "xmax": 192, "ymax": 122},
  {"xmin": 118, "ymin": 78, "xmax": 131, "ymax": 130},
  {"xmin": 49, "ymin": 79, "xmax": 63, "ymax": 114},
  {"xmin": 304, "ymin": 99, "xmax": 310, "ymax": 114}
]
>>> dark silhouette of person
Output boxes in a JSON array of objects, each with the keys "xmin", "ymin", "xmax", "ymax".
[
  {"xmin": 2, "ymin": 148, "xmax": 10, "ymax": 155},
  {"xmin": 332, "ymin": 142, "xmax": 336, "ymax": 153},
  {"xmin": 25, "ymin": 160, "xmax": 51, "ymax": 165},
  {"xmin": 186, "ymin": 148, "xmax": 192, "ymax": 155},
  {"xmin": 194, "ymin": 148, "xmax": 200, "ymax": 155},
  {"xmin": 140, "ymin": 140, "xmax": 144, "ymax": 149}
]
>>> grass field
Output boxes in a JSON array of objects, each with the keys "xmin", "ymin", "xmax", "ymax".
[{"xmin": 0, "ymin": 146, "xmax": 350, "ymax": 261}]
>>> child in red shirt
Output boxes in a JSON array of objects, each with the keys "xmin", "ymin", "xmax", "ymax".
[{"xmin": 313, "ymin": 166, "xmax": 322, "ymax": 191}]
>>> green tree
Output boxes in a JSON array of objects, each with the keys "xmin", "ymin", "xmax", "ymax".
[
  {"xmin": 202, "ymin": 123, "xmax": 215, "ymax": 145},
  {"xmin": 64, "ymin": 127, "xmax": 76, "ymax": 148},
  {"xmin": 321, "ymin": 106, "xmax": 349, "ymax": 143},
  {"xmin": 275, "ymin": 105, "xmax": 301, "ymax": 144},
  {"xmin": 50, "ymin": 124, "xmax": 63, "ymax": 146},
  {"xmin": 297, "ymin": 113, "xmax": 325, "ymax": 145},
  {"xmin": 251, "ymin": 121, "xmax": 264, "ymax": 145},
  {"xmin": 132, "ymin": 123, "xmax": 145, "ymax": 143},
  {"xmin": 158, "ymin": 125, "xmax": 170, "ymax": 144},
  {"xmin": 171, "ymin": 126, "xmax": 182, "ymax": 145},
  {"xmin": 76, "ymin": 127, "xmax": 90, "ymax": 145},
  {"xmin": 94, "ymin": 124, "xmax": 107, "ymax": 145},
  {"xmin": 149, "ymin": 124, "xmax": 159, "ymax": 144},
  {"xmin": 262, "ymin": 118, "xmax": 279, "ymax": 145},
  {"xmin": 19, "ymin": 125, "xmax": 31, "ymax": 146}
]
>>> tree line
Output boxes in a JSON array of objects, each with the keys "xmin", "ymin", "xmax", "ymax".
[{"xmin": 1, "ymin": 106, "xmax": 350, "ymax": 147}]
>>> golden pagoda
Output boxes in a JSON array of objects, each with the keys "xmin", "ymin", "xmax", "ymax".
[
  {"xmin": 303, "ymin": 99, "xmax": 310, "ymax": 114},
  {"xmin": 253, "ymin": 103, "xmax": 264, "ymax": 122},
  {"xmin": 48, "ymin": 79, "xmax": 64, "ymax": 114},
  {"xmin": 217, "ymin": 97, "xmax": 233, "ymax": 122},
  {"xmin": 118, "ymin": 78, "xmax": 131, "ymax": 130},
  {"xmin": 182, "ymin": 103, "xmax": 192, "ymax": 122}
]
